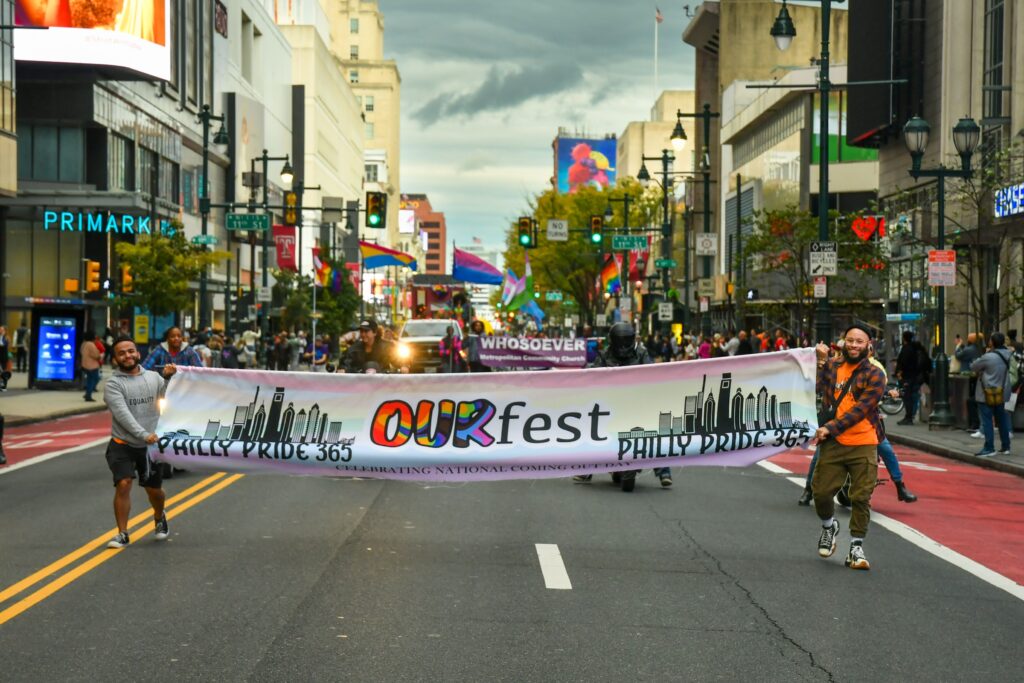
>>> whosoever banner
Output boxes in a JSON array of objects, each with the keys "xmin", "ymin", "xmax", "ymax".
[{"xmin": 151, "ymin": 349, "xmax": 818, "ymax": 481}]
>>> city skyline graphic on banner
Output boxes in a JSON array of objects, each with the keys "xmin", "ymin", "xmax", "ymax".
[
  {"xmin": 618, "ymin": 372, "xmax": 807, "ymax": 441},
  {"xmin": 163, "ymin": 386, "xmax": 351, "ymax": 446}
]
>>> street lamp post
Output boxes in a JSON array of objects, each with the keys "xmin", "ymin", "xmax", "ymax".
[
  {"xmin": 605, "ymin": 193, "xmax": 632, "ymax": 322},
  {"xmin": 197, "ymin": 105, "xmax": 229, "ymax": 330},
  {"xmin": 903, "ymin": 115, "xmax": 981, "ymax": 429},
  {"xmin": 674, "ymin": 104, "xmax": 720, "ymax": 337},
  {"xmin": 250, "ymin": 150, "xmax": 293, "ymax": 347},
  {"xmin": 638, "ymin": 149, "xmax": 678, "ymax": 332},
  {"xmin": 770, "ymin": 0, "xmax": 842, "ymax": 344}
]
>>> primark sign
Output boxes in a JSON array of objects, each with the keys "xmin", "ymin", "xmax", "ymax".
[
  {"xmin": 994, "ymin": 181, "xmax": 1024, "ymax": 219},
  {"xmin": 41, "ymin": 211, "xmax": 176, "ymax": 236}
]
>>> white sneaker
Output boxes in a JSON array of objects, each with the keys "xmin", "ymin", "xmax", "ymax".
[{"xmin": 969, "ymin": 431, "xmax": 984, "ymax": 438}]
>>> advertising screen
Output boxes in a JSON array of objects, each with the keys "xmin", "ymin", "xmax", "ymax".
[
  {"xmin": 36, "ymin": 316, "xmax": 77, "ymax": 382},
  {"xmin": 555, "ymin": 137, "xmax": 617, "ymax": 194},
  {"xmin": 14, "ymin": 0, "xmax": 171, "ymax": 81}
]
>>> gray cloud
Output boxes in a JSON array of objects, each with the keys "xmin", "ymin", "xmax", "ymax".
[{"xmin": 413, "ymin": 63, "xmax": 584, "ymax": 126}]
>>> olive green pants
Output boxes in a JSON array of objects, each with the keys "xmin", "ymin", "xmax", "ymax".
[{"xmin": 812, "ymin": 441, "xmax": 877, "ymax": 538}]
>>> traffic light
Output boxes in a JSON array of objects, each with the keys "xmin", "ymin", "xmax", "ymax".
[
  {"xmin": 284, "ymin": 191, "xmax": 298, "ymax": 226},
  {"xmin": 517, "ymin": 217, "xmax": 533, "ymax": 247},
  {"xmin": 533, "ymin": 285, "xmax": 540, "ymax": 299},
  {"xmin": 85, "ymin": 260, "xmax": 101, "ymax": 293},
  {"xmin": 589, "ymin": 215, "xmax": 604, "ymax": 244},
  {"xmin": 121, "ymin": 265, "xmax": 133, "ymax": 293},
  {"xmin": 366, "ymin": 192, "xmax": 387, "ymax": 228}
]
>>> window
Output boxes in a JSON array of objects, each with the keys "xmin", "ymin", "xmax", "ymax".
[
  {"xmin": 349, "ymin": 70, "xmax": 359, "ymax": 84},
  {"xmin": 17, "ymin": 124, "xmax": 85, "ymax": 183},
  {"xmin": 350, "ymin": 17, "xmax": 359, "ymax": 33},
  {"xmin": 365, "ymin": 122, "xmax": 374, "ymax": 139},
  {"xmin": 109, "ymin": 134, "xmax": 134, "ymax": 191},
  {"xmin": 241, "ymin": 12, "xmax": 254, "ymax": 84},
  {"xmin": 364, "ymin": 164, "xmax": 378, "ymax": 182},
  {"xmin": 983, "ymin": 0, "xmax": 1006, "ymax": 122},
  {"xmin": 365, "ymin": 95, "xmax": 374, "ymax": 112},
  {"xmin": 169, "ymin": 0, "xmax": 179, "ymax": 89},
  {"xmin": 0, "ymin": 0, "xmax": 14, "ymax": 135},
  {"xmin": 140, "ymin": 148, "xmax": 159, "ymax": 197},
  {"xmin": 350, "ymin": 44, "xmax": 359, "ymax": 59}
]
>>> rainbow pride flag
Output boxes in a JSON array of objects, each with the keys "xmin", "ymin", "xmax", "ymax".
[
  {"xmin": 312, "ymin": 248, "xmax": 343, "ymax": 293},
  {"xmin": 359, "ymin": 241, "xmax": 417, "ymax": 271},
  {"xmin": 600, "ymin": 254, "xmax": 621, "ymax": 294}
]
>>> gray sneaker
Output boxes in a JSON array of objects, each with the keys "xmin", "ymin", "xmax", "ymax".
[
  {"xmin": 817, "ymin": 520, "xmax": 839, "ymax": 558},
  {"xmin": 107, "ymin": 531, "xmax": 130, "ymax": 549},
  {"xmin": 154, "ymin": 514, "xmax": 169, "ymax": 541}
]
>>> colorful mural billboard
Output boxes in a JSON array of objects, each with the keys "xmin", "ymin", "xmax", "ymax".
[
  {"xmin": 555, "ymin": 137, "xmax": 617, "ymax": 194},
  {"xmin": 15, "ymin": 0, "xmax": 170, "ymax": 80}
]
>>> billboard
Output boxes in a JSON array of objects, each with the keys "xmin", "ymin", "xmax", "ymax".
[
  {"xmin": 14, "ymin": 0, "xmax": 171, "ymax": 80},
  {"xmin": 35, "ymin": 316, "xmax": 77, "ymax": 382},
  {"xmin": 555, "ymin": 137, "xmax": 617, "ymax": 194}
]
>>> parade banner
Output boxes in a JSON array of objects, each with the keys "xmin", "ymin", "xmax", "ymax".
[
  {"xmin": 151, "ymin": 349, "xmax": 818, "ymax": 481},
  {"xmin": 479, "ymin": 336, "xmax": 587, "ymax": 369}
]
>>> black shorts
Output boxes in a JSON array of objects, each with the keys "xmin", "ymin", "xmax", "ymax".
[{"xmin": 105, "ymin": 440, "xmax": 163, "ymax": 489}]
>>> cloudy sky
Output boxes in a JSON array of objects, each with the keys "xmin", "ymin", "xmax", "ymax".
[{"xmin": 381, "ymin": 1, "xmax": 696, "ymax": 251}]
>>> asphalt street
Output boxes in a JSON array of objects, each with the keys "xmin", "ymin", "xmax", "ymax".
[{"xmin": 1, "ymin": 433, "xmax": 1023, "ymax": 682}]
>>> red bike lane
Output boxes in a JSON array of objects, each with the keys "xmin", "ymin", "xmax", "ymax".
[
  {"xmin": 1, "ymin": 412, "xmax": 112, "ymax": 469},
  {"xmin": 768, "ymin": 444, "xmax": 1024, "ymax": 586}
]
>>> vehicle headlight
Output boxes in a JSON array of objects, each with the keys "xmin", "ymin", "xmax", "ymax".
[{"xmin": 396, "ymin": 343, "xmax": 412, "ymax": 360}]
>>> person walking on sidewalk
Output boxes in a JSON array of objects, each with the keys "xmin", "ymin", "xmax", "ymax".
[
  {"xmin": 811, "ymin": 324, "xmax": 885, "ymax": 570},
  {"xmin": 14, "ymin": 320, "xmax": 29, "ymax": 373},
  {"xmin": 895, "ymin": 330, "xmax": 930, "ymax": 425},
  {"xmin": 970, "ymin": 332, "xmax": 1013, "ymax": 458},
  {"xmin": 80, "ymin": 330, "xmax": 103, "ymax": 402},
  {"xmin": 103, "ymin": 336, "xmax": 177, "ymax": 549}
]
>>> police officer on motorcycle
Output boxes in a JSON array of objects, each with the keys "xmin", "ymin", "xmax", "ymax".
[
  {"xmin": 343, "ymin": 319, "xmax": 405, "ymax": 374},
  {"xmin": 573, "ymin": 323, "xmax": 673, "ymax": 492}
]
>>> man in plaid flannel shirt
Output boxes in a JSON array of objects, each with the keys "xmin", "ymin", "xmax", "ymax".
[{"xmin": 811, "ymin": 324, "xmax": 885, "ymax": 570}]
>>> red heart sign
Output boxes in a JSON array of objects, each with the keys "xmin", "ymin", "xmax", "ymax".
[{"xmin": 851, "ymin": 216, "xmax": 882, "ymax": 241}]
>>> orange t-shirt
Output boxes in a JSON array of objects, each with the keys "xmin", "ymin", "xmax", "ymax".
[{"xmin": 834, "ymin": 362, "xmax": 878, "ymax": 446}]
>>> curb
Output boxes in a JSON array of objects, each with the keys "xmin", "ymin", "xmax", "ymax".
[
  {"xmin": 887, "ymin": 432, "xmax": 1024, "ymax": 479},
  {"xmin": 5, "ymin": 404, "xmax": 108, "ymax": 428}
]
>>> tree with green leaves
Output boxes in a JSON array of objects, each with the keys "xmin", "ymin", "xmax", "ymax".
[
  {"xmin": 739, "ymin": 207, "xmax": 888, "ymax": 335},
  {"xmin": 113, "ymin": 224, "xmax": 229, "ymax": 317},
  {"xmin": 273, "ymin": 257, "xmax": 361, "ymax": 338},
  {"xmin": 502, "ymin": 180, "xmax": 662, "ymax": 324}
]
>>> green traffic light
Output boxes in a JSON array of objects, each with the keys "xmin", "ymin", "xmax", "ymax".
[
  {"xmin": 519, "ymin": 233, "xmax": 531, "ymax": 246},
  {"xmin": 590, "ymin": 232, "xmax": 602, "ymax": 244},
  {"xmin": 369, "ymin": 214, "xmax": 381, "ymax": 226}
]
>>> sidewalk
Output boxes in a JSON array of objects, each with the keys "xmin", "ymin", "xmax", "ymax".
[
  {"xmin": 0, "ymin": 372, "xmax": 108, "ymax": 427},
  {"xmin": 884, "ymin": 416, "xmax": 1024, "ymax": 479}
]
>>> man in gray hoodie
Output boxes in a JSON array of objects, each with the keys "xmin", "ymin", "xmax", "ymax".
[
  {"xmin": 103, "ymin": 336, "xmax": 177, "ymax": 549},
  {"xmin": 970, "ymin": 331, "xmax": 1013, "ymax": 457}
]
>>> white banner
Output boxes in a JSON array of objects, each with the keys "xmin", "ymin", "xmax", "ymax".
[{"xmin": 151, "ymin": 350, "xmax": 818, "ymax": 481}]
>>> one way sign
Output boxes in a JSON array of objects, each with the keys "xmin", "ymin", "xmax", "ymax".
[{"xmin": 809, "ymin": 241, "xmax": 838, "ymax": 276}]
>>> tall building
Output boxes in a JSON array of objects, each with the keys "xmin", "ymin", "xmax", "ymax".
[
  {"xmin": 846, "ymin": 0, "xmax": 1024, "ymax": 347},
  {"xmin": 329, "ymin": 1, "xmax": 401, "ymax": 243},
  {"xmin": 400, "ymin": 194, "xmax": 447, "ymax": 275},
  {"xmin": 0, "ymin": 0, "xmax": 14, "ymax": 197},
  {"xmin": 618, "ymin": 90, "xmax": 695, "ymax": 180}
]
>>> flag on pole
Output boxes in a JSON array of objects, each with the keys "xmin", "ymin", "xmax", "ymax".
[
  {"xmin": 600, "ymin": 254, "xmax": 621, "ymax": 294},
  {"xmin": 655, "ymin": 6, "xmax": 663, "ymax": 23},
  {"xmin": 506, "ymin": 253, "xmax": 534, "ymax": 311},
  {"xmin": 472, "ymin": 236, "xmax": 483, "ymax": 244},
  {"xmin": 312, "ymin": 248, "xmax": 330, "ymax": 288},
  {"xmin": 452, "ymin": 247, "xmax": 503, "ymax": 285},
  {"xmin": 501, "ymin": 269, "xmax": 522, "ymax": 306},
  {"xmin": 359, "ymin": 241, "xmax": 418, "ymax": 271}
]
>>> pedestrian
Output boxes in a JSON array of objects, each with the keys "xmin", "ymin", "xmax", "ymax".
[
  {"xmin": 955, "ymin": 333, "xmax": 984, "ymax": 435},
  {"xmin": 722, "ymin": 330, "xmax": 740, "ymax": 356},
  {"xmin": 287, "ymin": 332, "xmax": 303, "ymax": 371},
  {"xmin": 970, "ymin": 332, "xmax": 1013, "ymax": 457},
  {"xmin": 0, "ymin": 325, "xmax": 9, "ymax": 372},
  {"xmin": 439, "ymin": 325, "xmax": 463, "ymax": 373},
  {"xmin": 465, "ymin": 320, "xmax": 490, "ymax": 373},
  {"xmin": 142, "ymin": 326, "xmax": 205, "ymax": 373},
  {"xmin": 80, "ymin": 330, "xmax": 103, "ymax": 402},
  {"xmin": 102, "ymin": 336, "xmax": 177, "ymax": 549},
  {"xmin": 311, "ymin": 335, "xmax": 329, "ymax": 372},
  {"xmin": 220, "ymin": 336, "xmax": 241, "ymax": 369},
  {"xmin": 274, "ymin": 332, "xmax": 290, "ymax": 371},
  {"xmin": 774, "ymin": 328, "xmax": 789, "ymax": 352},
  {"xmin": 811, "ymin": 324, "xmax": 885, "ymax": 570},
  {"xmin": 698, "ymin": 335, "xmax": 712, "ymax": 359},
  {"xmin": 207, "ymin": 334, "xmax": 224, "ymax": 368},
  {"xmin": 895, "ymin": 330, "xmax": 931, "ymax": 425},
  {"xmin": 14, "ymin": 319, "xmax": 30, "ymax": 372},
  {"xmin": 736, "ymin": 330, "xmax": 754, "ymax": 355}
]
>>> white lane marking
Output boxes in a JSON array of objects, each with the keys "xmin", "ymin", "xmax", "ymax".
[
  {"xmin": 535, "ymin": 543, "xmax": 572, "ymax": 590},
  {"xmin": 0, "ymin": 437, "xmax": 109, "ymax": 477},
  {"xmin": 758, "ymin": 459, "xmax": 1024, "ymax": 603}
]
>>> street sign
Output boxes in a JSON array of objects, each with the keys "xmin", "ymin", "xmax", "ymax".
[
  {"xmin": 885, "ymin": 313, "xmax": 923, "ymax": 322},
  {"xmin": 612, "ymin": 235, "xmax": 648, "ymax": 251},
  {"xmin": 699, "ymin": 296, "xmax": 709, "ymax": 312},
  {"xmin": 564, "ymin": 316, "xmax": 573, "ymax": 328},
  {"xmin": 191, "ymin": 234, "xmax": 218, "ymax": 246},
  {"xmin": 927, "ymin": 249, "xmax": 956, "ymax": 286},
  {"xmin": 595, "ymin": 314, "xmax": 608, "ymax": 327},
  {"xmin": 695, "ymin": 234, "xmax": 717, "ymax": 256},
  {"xmin": 257, "ymin": 287, "xmax": 272, "ymax": 303},
  {"xmin": 545, "ymin": 291, "xmax": 563, "ymax": 302},
  {"xmin": 226, "ymin": 213, "xmax": 270, "ymax": 232},
  {"xmin": 697, "ymin": 277, "xmax": 714, "ymax": 298},
  {"xmin": 546, "ymin": 219, "xmax": 569, "ymax": 242},
  {"xmin": 813, "ymin": 275, "xmax": 827, "ymax": 299},
  {"xmin": 658, "ymin": 302, "xmax": 673, "ymax": 321},
  {"xmin": 809, "ymin": 241, "xmax": 838, "ymax": 276},
  {"xmin": 655, "ymin": 258, "xmax": 677, "ymax": 269}
]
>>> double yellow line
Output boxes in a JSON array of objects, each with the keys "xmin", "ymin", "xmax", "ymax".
[{"xmin": 0, "ymin": 471, "xmax": 244, "ymax": 626}]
